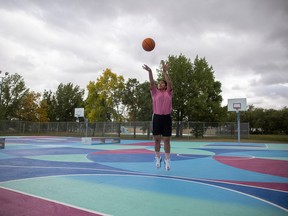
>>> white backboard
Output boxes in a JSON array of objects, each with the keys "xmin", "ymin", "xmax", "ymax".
[
  {"xmin": 74, "ymin": 108, "xmax": 84, "ymax": 117},
  {"xmin": 228, "ymin": 98, "xmax": 247, "ymax": 112}
]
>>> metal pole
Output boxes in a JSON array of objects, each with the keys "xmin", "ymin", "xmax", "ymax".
[
  {"xmin": 237, "ymin": 111, "xmax": 240, "ymax": 143},
  {"xmin": 85, "ymin": 118, "xmax": 88, "ymax": 137}
]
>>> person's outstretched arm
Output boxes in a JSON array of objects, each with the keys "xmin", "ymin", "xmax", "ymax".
[
  {"xmin": 142, "ymin": 64, "xmax": 156, "ymax": 89},
  {"xmin": 162, "ymin": 61, "xmax": 172, "ymax": 91}
]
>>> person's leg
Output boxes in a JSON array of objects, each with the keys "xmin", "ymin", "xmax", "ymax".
[
  {"xmin": 162, "ymin": 115, "xmax": 172, "ymax": 171},
  {"xmin": 163, "ymin": 136, "xmax": 170, "ymax": 159},
  {"xmin": 154, "ymin": 135, "xmax": 161, "ymax": 157},
  {"xmin": 163, "ymin": 136, "xmax": 171, "ymax": 171},
  {"xmin": 152, "ymin": 114, "xmax": 162, "ymax": 163},
  {"xmin": 154, "ymin": 135, "xmax": 162, "ymax": 168}
]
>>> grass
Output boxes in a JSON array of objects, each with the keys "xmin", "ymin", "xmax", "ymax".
[{"xmin": 248, "ymin": 134, "xmax": 288, "ymax": 143}]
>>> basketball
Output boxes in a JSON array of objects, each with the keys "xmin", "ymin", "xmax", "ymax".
[{"xmin": 142, "ymin": 38, "xmax": 155, "ymax": 52}]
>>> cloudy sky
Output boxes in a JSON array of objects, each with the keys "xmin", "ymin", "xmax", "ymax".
[{"xmin": 0, "ymin": 0, "xmax": 287, "ymax": 109}]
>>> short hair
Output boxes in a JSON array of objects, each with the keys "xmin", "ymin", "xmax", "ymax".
[{"xmin": 159, "ymin": 79, "xmax": 167, "ymax": 86}]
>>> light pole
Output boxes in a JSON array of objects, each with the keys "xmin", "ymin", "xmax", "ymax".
[{"xmin": 0, "ymin": 70, "xmax": 9, "ymax": 106}]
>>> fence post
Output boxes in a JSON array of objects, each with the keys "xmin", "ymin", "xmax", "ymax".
[{"xmin": 0, "ymin": 138, "xmax": 5, "ymax": 149}]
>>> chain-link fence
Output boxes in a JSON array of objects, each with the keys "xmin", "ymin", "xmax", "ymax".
[{"xmin": 0, "ymin": 120, "xmax": 249, "ymax": 139}]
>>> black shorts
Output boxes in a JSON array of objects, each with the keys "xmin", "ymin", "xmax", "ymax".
[{"xmin": 152, "ymin": 114, "xmax": 172, "ymax": 137}]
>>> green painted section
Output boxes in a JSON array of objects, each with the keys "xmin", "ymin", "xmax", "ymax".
[
  {"xmin": 266, "ymin": 144, "xmax": 288, "ymax": 150},
  {"xmin": 26, "ymin": 154, "xmax": 93, "ymax": 163},
  {"xmin": 1, "ymin": 175, "xmax": 286, "ymax": 216}
]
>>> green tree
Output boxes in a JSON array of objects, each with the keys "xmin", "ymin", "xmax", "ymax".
[
  {"xmin": 122, "ymin": 78, "xmax": 140, "ymax": 121},
  {"xmin": 158, "ymin": 54, "xmax": 224, "ymax": 137},
  {"xmin": 136, "ymin": 81, "xmax": 152, "ymax": 121},
  {"xmin": 279, "ymin": 107, "xmax": 288, "ymax": 134},
  {"xmin": 0, "ymin": 73, "xmax": 28, "ymax": 120},
  {"xmin": 158, "ymin": 55, "xmax": 193, "ymax": 123},
  {"xmin": 122, "ymin": 79, "xmax": 152, "ymax": 122},
  {"xmin": 187, "ymin": 56, "xmax": 224, "ymax": 122},
  {"xmin": 54, "ymin": 83, "xmax": 85, "ymax": 121},
  {"xmin": 262, "ymin": 109, "xmax": 281, "ymax": 134},
  {"xmin": 86, "ymin": 69, "xmax": 125, "ymax": 122},
  {"xmin": 41, "ymin": 90, "xmax": 57, "ymax": 121}
]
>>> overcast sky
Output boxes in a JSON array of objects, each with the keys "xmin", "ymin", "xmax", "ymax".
[{"xmin": 0, "ymin": 0, "xmax": 287, "ymax": 109}]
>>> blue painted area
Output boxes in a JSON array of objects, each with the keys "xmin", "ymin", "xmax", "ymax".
[
  {"xmin": 205, "ymin": 142, "xmax": 266, "ymax": 148},
  {"xmin": 196, "ymin": 179, "xmax": 288, "ymax": 209},
  {"xmin": 66, "ymin": 174, "xmax": 257, "ymax": 201},
  {"xmin": 0, "ymin": 153, "xmax": 16, "ymax": 160},
  {"xmin": 100, "ymin": 157, "xmax": 288, "ymax": 183},
  {"xmin": 87, "ymin": 152, "xmax": 206, "ymax": 163},
  {"xmin": 2, "ymin": 147, "xmax": 100, "ymax": 156},
  {"xmin": 0, "ymin": 136, "xmax": 287, "ymax": 215}
]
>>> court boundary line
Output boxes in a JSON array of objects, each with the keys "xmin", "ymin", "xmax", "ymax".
[
  {"xmin": 0, "ymin": 186, "xmax": 112, "ymax": 216},
  {"xmin": 1, "ymin": 164, "xmax": 287, "ymax": 193},
  {"xmin": 0, "ymin": 166, "xmax": 287, "ymax": 212}
]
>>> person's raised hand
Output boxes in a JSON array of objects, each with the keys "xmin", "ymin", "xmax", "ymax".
[{"xmin": 142, "ymin": 64, "xmax": 152, "ymax": 72}]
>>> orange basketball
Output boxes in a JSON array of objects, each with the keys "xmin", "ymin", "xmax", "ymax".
[{"xmin": 142, "ymin": 38, "xmax": 155, "ymax": 52}]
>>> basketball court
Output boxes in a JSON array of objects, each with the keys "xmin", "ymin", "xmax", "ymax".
[{"xmin": 0, "ymin": 136, "xmax": 287, "ymax": 216}]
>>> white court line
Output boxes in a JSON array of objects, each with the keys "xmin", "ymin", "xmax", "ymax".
[
  {"xmin": 0, "ymin": 165, "xmax": 287, "ymax": 212},
  {"xmin": 0, "ymin": 186, "xmax": 111, "ymax": 216},
  {"xmin": 213, "ymin": 154, "xmax": 256, "ymax": 160}
]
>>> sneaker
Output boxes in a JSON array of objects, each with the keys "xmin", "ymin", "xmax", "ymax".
[
  {"xmin": 164, "ymin": 159, "xmax": 171, "ymax": 171},
  {"xmin": 155, "ymin": 156, "xmax": 162, "ymax": 168}
]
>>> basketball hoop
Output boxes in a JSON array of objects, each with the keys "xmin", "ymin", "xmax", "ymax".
[
  {"xmin": 228, "ymin": 98, "xmax": 247, "ymax": 144},
  {"xmin": 228, "ymin": 98, "xmax": 246, "ymax": 112},
  {"xmin": 74, "ymin": 108, "xmax": 84, "ymax": 118},
  {"xmin": 233, "ymin": 103, "xmax": 241, "ymax": 112}
]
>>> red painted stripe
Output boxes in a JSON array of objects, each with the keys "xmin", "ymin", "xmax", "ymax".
[
  {"xmin": 214, "ymin": 156, "xmax": 288, "ymax": 178},
  {"xmin": 216, "ymin": 180, "xmax": 288, "ymax": 191},
  {"xmin": 0, "ymin": 188, "xmax": 105, "ymax": 216}
]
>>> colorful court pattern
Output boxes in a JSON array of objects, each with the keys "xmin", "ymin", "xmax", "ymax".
[{"xmin": 0, "ymin": 136, "xmax": 287, "ymax": 216}]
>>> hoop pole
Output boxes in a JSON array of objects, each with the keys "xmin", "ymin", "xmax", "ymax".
[
  {"xmin": 237, "ymin": 110, "xmax": 240, "ymax": 143},
  {"xmin": 85, "ymin": 118, "xmax": 88, "ymax": 137}
]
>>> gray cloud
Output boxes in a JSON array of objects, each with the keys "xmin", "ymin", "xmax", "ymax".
[{"xmin": 0, "ymin": 0, "xmax": 287, "ymax": 109}]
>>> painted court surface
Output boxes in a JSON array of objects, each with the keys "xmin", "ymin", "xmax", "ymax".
[{"xmin": 0, "ymin": 136, "xmax": 287, "ymax": 216}]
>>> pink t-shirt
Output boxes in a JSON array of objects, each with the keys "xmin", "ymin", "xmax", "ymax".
[{"xmin": 150, "ymin": 86, "xmax": 173, "ymax": 115}]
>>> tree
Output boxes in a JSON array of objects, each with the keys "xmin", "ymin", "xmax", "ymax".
[
  {"xmin": 17, "ymin": 91, "xmax": 41, "ymax": 121},
  {"xmin": 37, "ymin": 98, "xmax": 50, "ymax": 122},
  {"xmin": 135, "ymin": 81, "xmax": 152, "ymax": 121},
  {"xmin": 158, "ymin": 54, "xmax": 224, "ymax": 137},
  {"xmin": 41, "ymin": 90, "xmax": 57, "ymax": 121},
  {"xmin": 158, "ymin": 55, "xmax": 193, "ymax": 123},
  {"xmin": 86, "ymin": 69, "xmax": 125, "ymax": 122},
  {"xmin": 54, "ymin": 83, "xmax": 85, "ymax": 121},
  {"xmin": 187, "ymin": 56, "xmax": 224, "ymax": 122},
  {"xmin": 279, "ymin": 107, "xmax": 288, "ymax": 134},
  {"xmin": 0, "ymin": 73, "xmax": 28, "ymax": 120},
  {"xmin": 122, "ymin": 79, "xmax": 152, "ymax": 122},
  {"xmin": 39, "ymin": 84, "xmax": 84, "ymax": 122},
  {"xmin": 122, "ymin": 78, "xmax": 140, "ymax": 121}
]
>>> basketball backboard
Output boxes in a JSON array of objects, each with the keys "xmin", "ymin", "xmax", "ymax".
[
  {"xmin": 228, "ymin": 98, "xmax": 247, "ymax": 112},
  {"xmin": 74, "ymin": 108, "xmax": 84, "ymax": 118}
]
